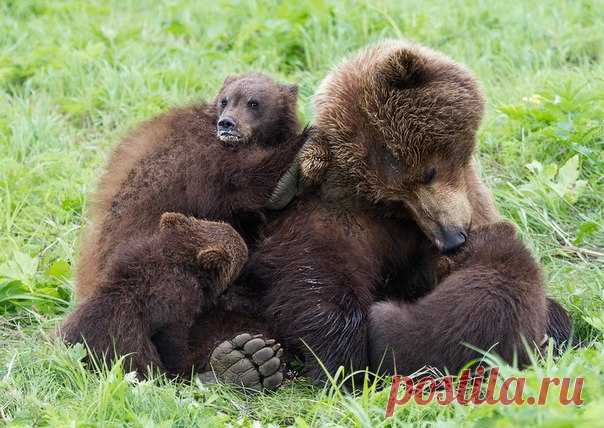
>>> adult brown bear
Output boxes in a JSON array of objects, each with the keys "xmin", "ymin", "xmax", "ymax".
[
  {"xmin": 60, "ymin": 73, "xmax": 305, "ymax": 381},
  {"xmin": 209, "ymin": 40, "xmax": 571, "ymax": 385}
]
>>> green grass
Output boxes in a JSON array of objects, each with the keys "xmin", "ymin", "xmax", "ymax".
[{"xmin": 1, "ymin": 0, "xmax": 603, "ymax": 426}]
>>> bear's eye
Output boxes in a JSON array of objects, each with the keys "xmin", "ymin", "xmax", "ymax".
[
  {"xmin": 247, "ymin": 99, "xmax": 259, "ymax": 109},
  {"xmin": 220, "ymin": 98, "xmax": 228, "ymax": 108},
  {"xmin": 423, "ymin": 167, "xmax": 436, "ymax": 184}
]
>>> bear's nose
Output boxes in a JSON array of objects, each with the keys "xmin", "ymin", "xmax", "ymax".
[
  {"xmin": 218, "ymin": 117, "xmax": 236, "ymax": 130},
  {"xmin": 440, "ymin": 227, "xmax": 467, "ymax": 254}
]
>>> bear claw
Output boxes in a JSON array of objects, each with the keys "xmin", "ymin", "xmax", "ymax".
[{"xmin": 209, "ymin": 333, "xmax": 284, "ymax": 391}]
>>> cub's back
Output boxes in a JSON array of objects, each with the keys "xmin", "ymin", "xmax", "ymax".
[{"xmin": 76, "ymin": 104, "xmax": 216, "ymax": 301}]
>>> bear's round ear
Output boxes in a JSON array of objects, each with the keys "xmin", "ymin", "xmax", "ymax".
[
  {"xmin": 283, "ymin": 84, "xmax": 298, "ymax": 98},
  {"xmin": 223, "ymin": 75, "xmax": 238, "ymax": 87},
  {"xmin": 379, "ymin": 48, "xmax": 428, "ymax": 90},
  {"xmin": 159, "ymin": 212, "xmax": 193, "ymax": 235}
]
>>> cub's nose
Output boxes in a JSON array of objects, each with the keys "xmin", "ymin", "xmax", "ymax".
[
  {"xmin": 218, "ymin": 117, "xmax": 236, "ymax": 130},
  {"xmin": 440, "ymin": 227, "xmax": 467, "ymax": 254}
]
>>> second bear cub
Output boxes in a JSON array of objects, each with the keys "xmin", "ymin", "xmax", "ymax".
[{"xmin": 369, "ymin": 221, "xmax": 547, "ymax": 375}]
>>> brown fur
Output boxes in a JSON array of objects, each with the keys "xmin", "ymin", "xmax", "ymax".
[
  {"xmin": 76, "ymin": 73, "xmax": 301, "ymax": 302},
  {"xmin": 369, "ymin": 221, "xmax": 547, "ymax": 375},
  {"xmin": 62, "ymin": 213, "xmax": 248, "ymax": 374},
  {"xmin": 306, "ymin": 40, "xmax": 500, "ymax": 244},
  {"xmin": 60, "ymin": 73, "xmax": 305, "ymax": 375},
  {"xmin": 244, "ymin": 40, "xmax": 565, "ymax": 381}
]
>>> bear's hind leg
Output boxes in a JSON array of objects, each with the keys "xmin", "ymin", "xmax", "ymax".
[{"xmin": 59, "ymin": 291, "xmax": 164, "ymax": 375}]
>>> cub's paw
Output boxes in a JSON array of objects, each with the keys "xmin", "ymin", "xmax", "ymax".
[
  {"xmin": 267, "ymin": 128, "xmax": 330, "ymax": 210},
  {"xmin": 209, "ymin": 333, "xmax": 284, "ymax": 391}
]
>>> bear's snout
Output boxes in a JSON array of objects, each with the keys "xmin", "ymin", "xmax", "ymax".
[{"xmin": 437, "ymin": 226, "xmax": 467, "ymax": 254}]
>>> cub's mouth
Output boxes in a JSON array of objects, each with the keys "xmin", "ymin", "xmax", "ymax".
[{"xmin": 217, "ymin": 130, "xmax": 243, "ymax": 144}]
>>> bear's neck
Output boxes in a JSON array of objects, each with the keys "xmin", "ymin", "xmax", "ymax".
[{"xmin": 317, "ymin": 168, "xmax": 381, "ymax": 214}]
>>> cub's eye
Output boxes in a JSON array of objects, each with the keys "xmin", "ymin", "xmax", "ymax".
[
  {"xmin": 423, "ymin": 167, "xmax": 436, "ymax": 184},
  {"xmin": 247, "ymin": 99, "xmax": 259, "ymax": 109},
  {"xmin": 220, "ymin": 98, "xmax": 228, "ymax": 107}
]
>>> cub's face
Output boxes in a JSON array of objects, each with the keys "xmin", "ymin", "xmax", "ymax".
[{"xmin": 215, "ymin": 73, "xmax": 298, "ymax": 146}]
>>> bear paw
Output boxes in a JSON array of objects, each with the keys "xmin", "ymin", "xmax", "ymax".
[
  {"xmin": 209, "ymin": 333, "xmax": 284, "ymax": 391},
  {"xmin": 299, "ymin": 135, "xmax": 330, "ymax": 186}
]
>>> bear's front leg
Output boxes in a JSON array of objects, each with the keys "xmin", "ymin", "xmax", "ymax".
[{"xmin": 253, "ymin": 243, "xmax": 374, "ymax": 384}]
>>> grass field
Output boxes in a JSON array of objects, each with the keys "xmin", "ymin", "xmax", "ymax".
[{"xmin": 1, "ymin": 0, "xmax": 603, "ymax": 426}]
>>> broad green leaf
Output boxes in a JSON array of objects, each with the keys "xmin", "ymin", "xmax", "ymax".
[
  {"xmin": 46, "ymin": 259, "xmax": 71, "ymax": 279},
  {"xmin": 573, "ymin": 221, "xmax": 600, "ymax": 245},
  {"xmin": 557, "ymin": 155, "xmax": 581, "ymax": 192}
]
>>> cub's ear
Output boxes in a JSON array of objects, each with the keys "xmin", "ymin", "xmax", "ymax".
[
  {"xmin": 222, "ymin": 74, "xmax": 238, "ymax": 87},
  {"xmin": 379, "ymin": 47, "xmax": 429, "ymax": 90},
  {"xmin": 471, "ymin": 220, "xmax": 517, "ymax": 238},
  {"xmin": 266, "ymin": 128, "xmax": 331, "ymax": 210},
  {"xmin": 283, "ymin": 83, "xmax": 298, "ymax": 98},
  {"xmin": 159, "ymin": 212, "xmax": 193, "ymax": 235},
  {"xmin": 488, "ymin": 220, "xmax": 518, "ymax": 239},
  {"xmin": 197, "ymin": 245, "xmax": 230, "ymax": 271}
]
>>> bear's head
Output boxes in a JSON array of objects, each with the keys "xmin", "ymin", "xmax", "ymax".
[
  {"xmin": 274, "ymin": 40, "xmax": 485, "ymax": 253},
  {"xmin": 214, "ymin": 73, "xmax": 300, "ymax": 147}
]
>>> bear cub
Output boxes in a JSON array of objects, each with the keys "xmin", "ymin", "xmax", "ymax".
[
  {"xmin": 60, "ymin": 73, "xmax": 305, "ymax": 377},
  {"xmin": 369, "ymin": 221, "xmax": 547, "ymax": 376},
  {"xmin": 61, "ymin": 213, "xmax": 248, "ymax": 376}
]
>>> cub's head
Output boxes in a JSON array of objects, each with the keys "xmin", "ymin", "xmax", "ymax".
[
  {"xmin": 215, "ymin": 73, "xmax": 300, "ymax": 147},
  {"xmin": 310, "ymin": 40, "xmax": 484, "ymax": 253},
  {"xmin": 159, "ymin": 213, "xmax": 248, "ymax": 287}
]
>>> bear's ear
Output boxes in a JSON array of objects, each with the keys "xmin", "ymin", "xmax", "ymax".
[
  {"xmin": 379, "ymin": 48, "xmax": 428, "ymax": 90},
  {"xmin": 222, "ymin": 74, "xmax": 238, "ymax": 87},
  {"xmin": 282, "ymin": 83, "xmax": 298, "ymax": 99},
  {"xmin": 159, "ymin": 212, "xmax": 193, "ymax": 235},
  {"xmin": 489, "ymin": 221, "xmax": 518, "ymax": 239}
]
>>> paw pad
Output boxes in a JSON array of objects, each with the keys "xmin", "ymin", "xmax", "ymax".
[{"xmin": 209, "ymin": 333, "xmax": 284, "ymax": 391}]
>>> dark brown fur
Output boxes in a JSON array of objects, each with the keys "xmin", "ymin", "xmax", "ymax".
[
  {"xmin": 61, "ymin": 213, "xmax": 248, "ymax": 374},
  {"xmin": 60, "ymin": 73, "xmax": 304, "ymax": 375}
]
